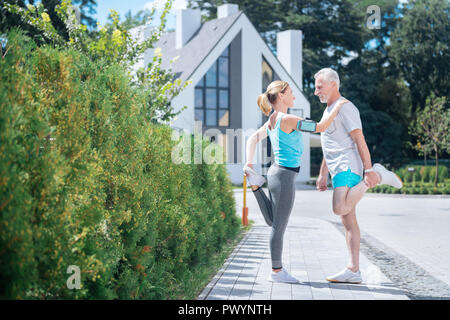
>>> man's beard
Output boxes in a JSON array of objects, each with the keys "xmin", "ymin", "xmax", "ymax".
[{"xmin": 318, "ymin": 94, "xmax": 328, "ymax": 103}]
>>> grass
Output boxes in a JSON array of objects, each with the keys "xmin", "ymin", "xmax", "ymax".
[{"xmin": 175, "ymin": 221, "xmax": 253, "ymax": 300}]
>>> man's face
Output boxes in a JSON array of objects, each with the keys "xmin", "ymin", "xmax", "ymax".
[{"xmin": 314, "ymin": 76, "xmax": 334, "ymax": 104}]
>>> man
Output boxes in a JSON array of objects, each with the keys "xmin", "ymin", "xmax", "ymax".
[{"xmin": 314, "ymin": 68, "xmax": 402, "ymax": 284}]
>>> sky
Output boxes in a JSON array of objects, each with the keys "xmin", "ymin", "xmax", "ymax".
[{"xmin": 95, "ymin": 0, "xmax": 188, "ymax": 29}]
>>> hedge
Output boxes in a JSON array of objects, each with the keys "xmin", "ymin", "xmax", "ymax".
[
  {"xmin": 369, "ymin": 165, "xmax": 449, "ymax": 195},
  {"xmin": 394, "ymin": 165, "xmax": 448, "ymax": 184},
  {"xmin": 0, "ymin": 30, "xmax": 240, "ymax": 299}
]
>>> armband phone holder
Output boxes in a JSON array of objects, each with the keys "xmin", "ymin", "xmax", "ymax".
[{"xmin": 297, "ymin": 119, "xmax": 317, "ymax": 132}]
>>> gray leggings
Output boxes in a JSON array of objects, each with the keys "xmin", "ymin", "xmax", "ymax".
[{"xmin": 252, "ymin": 163, "xmax": 298, "ymax": 269}]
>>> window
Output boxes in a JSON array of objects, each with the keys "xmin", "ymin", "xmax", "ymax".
[
  {"xmin": 261, "ymin": 57, "xmax": 280, "ymax": 171},
  {"xmin": 195, "ymin": 47, "xmax": 230, "ymax": 127}
]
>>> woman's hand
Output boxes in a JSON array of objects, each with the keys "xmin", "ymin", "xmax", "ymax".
[
  {"xmin": 335, "ymin": 98, "xmax": 349, "ymax": 109},
  {"xmin": 243, "ymin": 162, "xmax": 254, "ymax": 177}
]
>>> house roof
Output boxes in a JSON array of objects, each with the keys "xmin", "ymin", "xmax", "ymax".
[{"xmin": 155, "ymin": 11, "xmax": 242, "ymax": 82}]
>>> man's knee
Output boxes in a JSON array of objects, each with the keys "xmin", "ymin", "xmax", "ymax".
[
  {"xmin": 333, "ymin": 204, "xmax": 350, "ymax": 216},
  {"xmin": 332, "ymin": 187, "xmax": 351, "ymax": 215}
]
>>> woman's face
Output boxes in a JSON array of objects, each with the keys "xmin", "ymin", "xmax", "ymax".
[{"xmin": 280, "ymin": 85, "xmax": 296, "ymax": 107}]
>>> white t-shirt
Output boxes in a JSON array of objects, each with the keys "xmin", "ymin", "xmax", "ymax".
[{"xmin": 320, "ymin": 97, "xmax": 364, "ymax": 178}]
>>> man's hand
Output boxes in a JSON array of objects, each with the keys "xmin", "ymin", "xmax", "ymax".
[
  {"xmin": 316, "ymin": 175, "xmax": 328, "ymax": 192},
  {"xmin": 364, "ymin": 171, "xmax": 379, "ymax": 188}
]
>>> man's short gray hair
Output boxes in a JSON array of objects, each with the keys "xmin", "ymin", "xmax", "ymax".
[{"xmin": 314, "ymin": 68, "xmax": 340, "ymax": 88}]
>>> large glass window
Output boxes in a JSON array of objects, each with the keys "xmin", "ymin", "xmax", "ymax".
[
  {"xmin": 261, "ymin": 57, "xmax": 280, "ymax": 171},
  {"xmin": 195, "ymin": 47, "xmax": 230, "ymax": 127}
]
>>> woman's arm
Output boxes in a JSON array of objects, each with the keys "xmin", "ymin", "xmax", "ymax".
[
  {"xmin": 283, "ymin": 98, "xmax": 349, "ymax": 133},
  {"xmin": 316, "ymin": 99, "xmax": 349, "ymax": 132},
  {"xmin": 245, "ymin": 121, "xmax": 269, "ymax": 167},
  {"xmin": 315, "ymin": 98, "xmax": 349, "ymax": 132}
]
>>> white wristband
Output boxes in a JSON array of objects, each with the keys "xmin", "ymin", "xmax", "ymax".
[{"xmin": 364, "ymin": 168, "xmax": 374, "ymax": 173}]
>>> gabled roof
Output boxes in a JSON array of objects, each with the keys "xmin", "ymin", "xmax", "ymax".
[{"xmin": 155, "ymin": 12, "xmax": 242, "ymax": 82}]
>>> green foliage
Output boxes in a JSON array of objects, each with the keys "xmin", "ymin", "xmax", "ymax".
[
  {"xmin": 4, "ymin": 0, "xmax": 189, "ymax": 123},
  {"xmin": 0, "ymin": 26, "xmax": 239, "ymax": 299},
  {"xmin": 369, "ymin": 165, "xmax": 449, "ymax": 194},
  {"xmin": 120, "ymin": 9, "xmax": 154, "ymax": 30},
  {"xmin": 1, "ymin": 0, "xmax": 98, "ymax": 44},
  {"xmin": 409, "ymin": 93, "xmax": 449, "ymax": 186},
  {"xmin": 389, "ymin": 0, "xmax": 450, "ymax": 112}
]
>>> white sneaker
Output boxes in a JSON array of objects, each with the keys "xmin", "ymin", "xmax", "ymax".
[
  {"xmin": 268, "ymin": 268, "xmax": 299, "ymax": 284},
  {"xmin": 326, "ymin": 268, "xmax": 362, "ymax": 284},
  {"xmin": 373, "ymin": 163, "xmax": 403, "ymax": 189},
  {"xmin": 243, "ymin": 165, "xmax": 266, "ymax": 187}
]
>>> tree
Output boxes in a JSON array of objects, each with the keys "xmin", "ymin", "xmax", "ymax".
[
  {"xmin": 389, "ymin": 0, "xmax": 450, "ymax": 112},
  {"xmin": 71, "ymin": 0, "xmax": 97, "ymax": 28},
  {"xmin": 1, "ymin": 0, "xmax": 97, "ymax": 42},
  {"xmin": 4, "ymin": 0, "xmax": 187, "ymax": 123},
  {"xmin": 120, "ymin": 9, "xmax": 154, "ymax": 30},
  {"xmin": 410, "ymin": 93, "xmax": 449, "ymax": 187}
]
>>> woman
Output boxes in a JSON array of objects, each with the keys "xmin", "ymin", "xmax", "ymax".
[{"xmin": 244, "ymin": 80, "xmax": 348, "ymax": 283}]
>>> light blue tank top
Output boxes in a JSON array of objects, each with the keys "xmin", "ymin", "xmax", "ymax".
[{"xmin": 266, "ymin": 112, "xmax": 304, "ymax": 168}]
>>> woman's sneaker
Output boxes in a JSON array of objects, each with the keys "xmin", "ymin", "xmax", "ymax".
[
  {"xmin": 243, "ymin": 165, "xmax": 266, "ymax": 187},
  {"xmin": 373, "ymin": 163, "xmax": 403, "ymax": 188},
  {"xmin": 268, "ymin": 268, "xmax": 299, "ymax": 284},
  {"xmin": 326, "ymin": 268, "xmax": 362, "ymax": 284}
]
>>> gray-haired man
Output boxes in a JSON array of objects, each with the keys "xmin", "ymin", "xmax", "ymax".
[{"xmin": 314, "ymin": 68, "xmax": 402, "ymax": 283}]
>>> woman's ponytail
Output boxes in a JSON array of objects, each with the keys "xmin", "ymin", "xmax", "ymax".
[
  {"xmin": 257, "ymin": 92, "xmax": 272, "ymax": 116},
  {"xmin": 257, "ymin": 80, "xmax": 289, "ymax": 116}
]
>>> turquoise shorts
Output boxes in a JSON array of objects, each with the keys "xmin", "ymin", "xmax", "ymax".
[{"xmin": 332, "ymin": 169, "xmax": 363, "ymax": 189}]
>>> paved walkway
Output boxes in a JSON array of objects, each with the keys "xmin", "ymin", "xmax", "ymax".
[{"xmin": 198, "ymin": 188, "xmax": 410, "ymax": 300}]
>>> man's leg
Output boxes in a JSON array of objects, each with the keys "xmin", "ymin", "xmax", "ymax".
[
  {"xmin": 326, "ymin": 201, "xmax": 362, "ymax": 283},
  {"xmin": 340, "ymin": 206, "xmax": 360, "ymax": 272},
  {"xmin": 332, "ymin": 180, "xmax": 369, "ymax": 216}
]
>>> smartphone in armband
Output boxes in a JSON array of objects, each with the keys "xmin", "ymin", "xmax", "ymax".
[{"xmin": 297, "ymin": 120, "xmax": 317, "ymax": 132}]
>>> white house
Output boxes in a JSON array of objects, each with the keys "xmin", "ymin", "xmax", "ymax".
[{"xmin": 131, "ymin": 3, "xmax": 315, "ymax": 185}]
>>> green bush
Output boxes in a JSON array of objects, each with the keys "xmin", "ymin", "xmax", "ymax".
[
  {"xmin": 422, "ymin": 166, "xmax": 431, "ymax": 183},
  {"xmin": 0, "ymin": 30, "xmax": 240, "ymax": 299},
  {"xmin": 371, "ymin": 165, "xmax": 449, "ymax": 195}
]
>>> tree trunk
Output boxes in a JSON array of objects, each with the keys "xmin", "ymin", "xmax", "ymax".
[{"xmin": 434, "ymin": 146, "xmax": 439, "ymax": 188}]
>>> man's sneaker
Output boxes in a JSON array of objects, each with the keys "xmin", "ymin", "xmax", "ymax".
[
  {"xmin": 243, "ymin": 165, "xmax": 266, "ymax": 187},
  {"xmin": 373, "ymin": 163, "xmax": 403, "ymax": 189},
  {"xmin": 268, "ymin": 268, "xmax": 299, "ymax": 284},
  {"xmin": 326, "ymin": 268, "xmax": 362, "ymax": 284}
]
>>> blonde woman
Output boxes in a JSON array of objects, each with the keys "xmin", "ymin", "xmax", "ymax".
[{"xmin": 244, "ymin": 80, "xmax": 348, "ymax": 283}]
